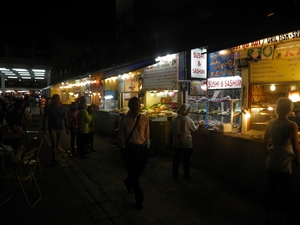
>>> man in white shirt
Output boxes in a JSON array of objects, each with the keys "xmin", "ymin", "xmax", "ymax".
[{"xmin": 118, "ymin": 97, "xmax": 150, "ymax": 210}]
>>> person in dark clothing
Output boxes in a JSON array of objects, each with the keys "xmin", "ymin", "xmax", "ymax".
[
  {"xmin": 118, "ymin": 97, "xmax": 150, "ymax": 210},
  {"xmin": 67, "ymin": 102, "xmax": 79, "ymax": 157},
  {"xmin": 43, "ymin": 94, "xmax": 69, "ymax": 163}
]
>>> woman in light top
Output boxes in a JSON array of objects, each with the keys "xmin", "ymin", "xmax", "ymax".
[{"xmin": 263, "ymin": 97, "xmax": 300, "ymax": 224}]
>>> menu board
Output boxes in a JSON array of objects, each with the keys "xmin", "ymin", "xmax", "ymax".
[
  {"xmin": 143, "ymin": 60, "xmax": 178, "ymax": 90},
  {"xmin": 250, "ymin": 47, "xmax": 300, "ymax": 83}
]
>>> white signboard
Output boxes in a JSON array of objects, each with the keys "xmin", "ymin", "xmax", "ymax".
[
  {"xmin": 191, "ymin": 48, "xmax": 207, "ymax": 79},
  {"xmin": 207, "ymin": 76, "xmax": 242, "ymax": 90},
  {"xmin": 143, "ymin": 54, "xmax": 178, "ymax": 90}
]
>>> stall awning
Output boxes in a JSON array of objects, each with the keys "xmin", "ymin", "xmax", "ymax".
[{"xmin": 103, "ymin": 59, "xmax": 157, "ymax": 79}]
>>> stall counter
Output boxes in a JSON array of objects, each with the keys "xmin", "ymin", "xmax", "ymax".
[
  {"xmin": 189, "ymin": 129, "xmax": 300, "ymax": 195},
  {"xmin": 94, "ymin": 109, "xmax": 115, "ymax": 136}
]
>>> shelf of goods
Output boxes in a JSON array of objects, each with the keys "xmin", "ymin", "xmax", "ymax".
[
  {"xmin": 208, "ymin": 98, "xmax": 241, "ymax": 132},
  {"xmin": 188, "ymin": 98, "xmax": 206, "ymax": 123},
  {"xmin": 115, "ymin": 102, "xmax": 177, "ymax": 120},
  {"xmin": 189, "ymin": 98, "xmax": 242, "ymax": 132}
]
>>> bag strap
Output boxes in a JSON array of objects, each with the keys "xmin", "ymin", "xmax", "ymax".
[{"xmin": 125, "ymin": 114, "xmax": 140, "ymax": 144}]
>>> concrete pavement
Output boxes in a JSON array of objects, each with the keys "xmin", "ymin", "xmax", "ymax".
[{"xmin": 1, "ymin": 107, "xmax": 299, "ymax": 224}]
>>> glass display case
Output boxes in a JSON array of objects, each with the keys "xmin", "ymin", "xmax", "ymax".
[
  {"xmin": 187, "ymin": 97, "xmax": 207, "ymax": 123},
  {"xmin": 207, "ymin": 99, "xmax": 242, "ymax": 132}
]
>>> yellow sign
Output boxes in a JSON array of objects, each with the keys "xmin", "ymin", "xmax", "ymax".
[{"xmin": 250, "ymin": 47, "xmax": 300, "ymax": 83}]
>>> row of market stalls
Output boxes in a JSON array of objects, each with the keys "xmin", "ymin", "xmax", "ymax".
[{"xmin": 47, "ymin": 29, "xmax": 300, "ymax": 194}]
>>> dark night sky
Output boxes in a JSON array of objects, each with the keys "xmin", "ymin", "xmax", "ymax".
[{"xmin": 1, "ymin": 2, "xmax": 116, "ymax": 44}]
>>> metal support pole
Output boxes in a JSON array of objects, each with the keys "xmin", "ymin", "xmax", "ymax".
[{"xmin": 1, "ymin": 75, "xmax": 5, "ymax": 97}]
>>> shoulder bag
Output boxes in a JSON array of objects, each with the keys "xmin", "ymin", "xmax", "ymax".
[{"xmin": 120, "ymin": 114, "xmax": 140, "ymax": 160}]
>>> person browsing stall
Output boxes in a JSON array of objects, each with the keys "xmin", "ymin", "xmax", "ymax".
[
  {"xmin": 263, "ymin": 97, "xmax": 300, "ymax": 224},
  {"xmin": 171, "ymin": 103, "xmax": 201, "ymax": 179}
]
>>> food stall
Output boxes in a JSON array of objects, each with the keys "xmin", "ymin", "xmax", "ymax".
[{"xmin": 182, "ymin": 32, "xmax": 300, "ymax": 195}]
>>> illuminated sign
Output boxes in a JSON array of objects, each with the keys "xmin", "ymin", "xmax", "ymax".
[
  {"xmin": 232, "ymin": 30, "xmax": 300, "ymax": 51},
  {"xmin": 207, "ymin": 76, "xmax": 242, "ymax": 89},
  {"xmin": 191, "ymin": 48, "xmax": 207, "ymax": 79}
]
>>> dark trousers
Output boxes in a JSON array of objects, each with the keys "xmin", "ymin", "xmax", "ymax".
[
  {"xmin": 265, "ymin": 169, "xmax": 295, "ymax": 212},
  {"xmin": 172, "ymin": 147, "xmax": 193, "ymax": 177},
  {"xmin": 266, "ymin": 170, "xmax": 295, "ymax": 212},
  {"xmin": 124, "ymin": 143, "xmax": 148, "ymax": 204},
  {"xmin": 77, "ymin": 133, "xmax": 89, "ymax": 157},
  {"xmin": 88, "ymin": 132, "xmax": 94, "ymax": 149},
  {"xmin": 70, "ymin": 130, "xmax": 77, "ymax": 154}
]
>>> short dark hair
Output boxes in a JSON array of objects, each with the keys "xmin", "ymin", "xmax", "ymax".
[{"xmin": 128, "ymin": 96, "xmax": 140, "ymax": 107}]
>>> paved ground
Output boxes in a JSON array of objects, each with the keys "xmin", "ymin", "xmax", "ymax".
[{"xmin": 0, "ymin": 107, "xmax": 299, "ymax": 225}]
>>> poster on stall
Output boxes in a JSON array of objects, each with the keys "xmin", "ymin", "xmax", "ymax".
[
  {"xmin": 188, "ymin": 80, "xmax": 207, "ymax": 96},
  {"xmin": 124, "ymin": 75, "xmax": 139, "ymax": 92},
  {"xmin": 208, "ymin": 49, "xmax": 235, "ymax": 77}
]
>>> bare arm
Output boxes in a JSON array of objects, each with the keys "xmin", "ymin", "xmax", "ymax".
[
  {"xmin": 64, "ymin": 115, "xmax": 69, "ymax": 133},
  {"xmin": 263, "ymin": 125, "xmax": 271, "ymax": 156},
  {"xmin": 289, "ymin": 121, "xmax": 300, "ymax": 165}
]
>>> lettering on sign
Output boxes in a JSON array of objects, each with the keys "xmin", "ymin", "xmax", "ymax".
[
  {"xmin": 143, "ymin": 60, "xmax": 178, "ymax": 90},
  {"xmin": 191, "ymin": 48, "xmax": 207, "ymax": 79},
  {"xmin": 250, "ymin": 48, "xmax": 300, "ymax": 83},
  {"xmin": 232, "ymin": 30, "xmax": 300, "ymax": 51},
  {"xmin": 207, "ymin": 77, "xmax": 242, "ymax": 89}
]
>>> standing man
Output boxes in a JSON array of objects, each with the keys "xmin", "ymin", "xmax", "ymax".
[
  {"xmin": 118, "ymin": 97, "xmax": 150, "ymax": 210},
  {"xmin": 43, "ymin": 94, "xmax": 69, "ymax": 164}
]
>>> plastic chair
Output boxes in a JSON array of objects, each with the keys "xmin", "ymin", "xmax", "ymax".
[
  {"xmin": 0, "ymin": 139, "xmax": 42, "ymax": 208},
  {"xmin": 18, "ymin": 138, "xmax": 44, "ymax": 183},
  {"xmin": 25, "ymin": 117, "xmax": 41, "ymax": 139}
]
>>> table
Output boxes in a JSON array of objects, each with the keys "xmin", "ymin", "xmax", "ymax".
[
  {"xmin": 0, "ymin": 149, "xmax": 15, "ymax": 171},
  {"xmin": 2, "ymin": 132, "xmax": 24, "ymax": 150}
]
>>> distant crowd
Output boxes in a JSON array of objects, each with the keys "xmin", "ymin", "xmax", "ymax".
[{"xmin": 0, "ymin": 95, "xmax": 49, "ymax": 145}]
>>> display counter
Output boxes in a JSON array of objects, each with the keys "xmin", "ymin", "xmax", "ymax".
[
  {"xmin": 189, "ymin": 129, "xmax": 300, "ymax": 195},
  {"xmin": 150, "ymin": 116, "xmax": 173, "ymax": 155},
  {"xmin": 94, "ymin": 109, "xmax": 115, "ymax": 136}
]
